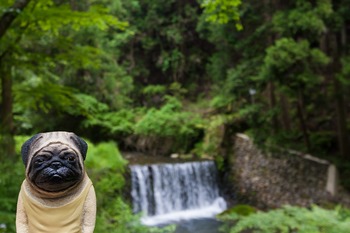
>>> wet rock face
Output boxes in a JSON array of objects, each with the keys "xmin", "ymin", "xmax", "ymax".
[{"xmin": 231, "ymin": 134, "xmax": 333, "ymax": 209}]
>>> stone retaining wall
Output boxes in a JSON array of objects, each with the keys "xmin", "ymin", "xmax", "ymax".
[{"xmin": 231, "ymin": 133, "xmax": 339, "ymax": 209}]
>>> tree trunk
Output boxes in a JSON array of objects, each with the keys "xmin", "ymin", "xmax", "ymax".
[
  {"xmin": 263, "ymin": 0, "xmax": 279, "ymax": 134},
  {"xmin": 0, "ymin": 64, "xmax": 15, "ymax": 160},
  {"xmin": 319, "ymin": 15, "xmax": 349, "ymax": 158},
  {"xmin": 336, "ymin": 24, "xmax": 349, "ymax": 158},
  {"xmin": 267, "ymin": 82, "xmax": 279, "ymax": 133},
  {"xmin": 333, "ymin": 27, "xmax": 348, "ymax": 158},
  {"xmin": 0, "ymin": 0, "xmax": 30, "ymax": 160},
  {"xmin": 279, "ymin": 93, "xmax": 291, "ymax": 131},
  {"xmin": 334, "ymin": 77, "xmax": 348, "ymax": 158},
  {"xmin": 296, "ymin": 88, "xmax": 311, "ymax": 152},
  {"xmin": 322, "ymin": 28, "xmax": 348, "ymax": 158}
]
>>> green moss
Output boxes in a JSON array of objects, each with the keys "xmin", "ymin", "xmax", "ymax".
[{"xmin": 219, "ymin": 204, "xmax": 257, "ymax": 217}]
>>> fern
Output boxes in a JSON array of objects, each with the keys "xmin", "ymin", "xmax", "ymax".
[
  {"xmin": 219, "ymin": 205, "xmax": 350, "ymax": 233},
  {"xmin": 82, "ymin": 109, "xmax": 137, "ymax": 135}
]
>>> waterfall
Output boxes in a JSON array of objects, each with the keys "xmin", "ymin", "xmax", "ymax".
[{"xmin": 130, "ymin": 160, "xmax": 227, "ymax": 226}]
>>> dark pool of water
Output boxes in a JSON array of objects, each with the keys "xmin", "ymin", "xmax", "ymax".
[{"xmin": 159, "ymin": 218, "xmax": 223, "ymax": 233}]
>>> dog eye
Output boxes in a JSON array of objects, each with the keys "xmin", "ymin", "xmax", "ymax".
[
  {"xmin": 35, "ymin": 158, "xmax": 45, "ymax": 164},
  {"xmin": 66, "ymin": 155, "xmax": 76, "ymax": 162}
]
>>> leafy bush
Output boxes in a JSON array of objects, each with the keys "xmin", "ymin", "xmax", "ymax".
[
  {"xmin": 142, "ymin": 85, "xmax": 167, "ymax": 96},
  {"xmin": 83, "ymin": 96, "xmax": 204, "ymax": 155},
  {"xmin": 82, "ymin": 108, "xmax": 139, "ymax": 138},
  {"xmin": 134, "ymin": 96, "xmax": 203, "ymax": 153},
  {"xmin": 218, "ymin": 205, "xmax": 350, "ymax": 233},
  {"xmin": 192, "ymin": 114, "xmax": 228, "ymax": 158},
  {"xmin": 0, "ymin": 160, "xmax": 23, "ymax": 233},
  {"xmin": 0, "ymin": 136, "xmax": 29, "ymax": 232},
  {"xmin": 85, "ymin": 141, "xmax": 127, "ymax": 171}
]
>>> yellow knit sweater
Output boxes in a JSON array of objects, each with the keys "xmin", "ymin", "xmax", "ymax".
[{"xmin": 19, "ymin": 179, "xmax": 92, "ymax": 233}]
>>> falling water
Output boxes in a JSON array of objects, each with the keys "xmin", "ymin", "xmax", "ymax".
[{"xmin": 130, "ymin": 161, "xmax": 227, "ymax": 226}]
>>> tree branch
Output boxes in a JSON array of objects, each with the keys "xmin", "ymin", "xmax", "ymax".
[{"xmin": 0, "ymin": 0, "xmax": 32, "ymax": 39}]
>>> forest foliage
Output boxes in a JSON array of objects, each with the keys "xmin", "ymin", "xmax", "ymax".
[
  {"xmin": 3, "ymin": 0, "xmax": 349, "ymax": 160},
  {"xmin": 1, "ymin": 0, "xmax": 350, "ymax": 232},
  {"xmin": 219, "ymin": 205, "xmax": 350, "ymax": 233}
]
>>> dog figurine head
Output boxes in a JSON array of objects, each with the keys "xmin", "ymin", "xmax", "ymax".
[{"xmin": 21, "ymin": 131, "xmax": 88, "ymax": 192}]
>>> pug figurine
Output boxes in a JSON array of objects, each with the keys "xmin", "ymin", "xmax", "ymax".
[{"xmin": 16, "ymin": 131, "xmax": 96, "ymax": 233}]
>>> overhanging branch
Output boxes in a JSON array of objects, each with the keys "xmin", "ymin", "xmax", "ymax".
[{"xmin": 0, "ymin": 0, "xmax": 32, "ymax": 39}]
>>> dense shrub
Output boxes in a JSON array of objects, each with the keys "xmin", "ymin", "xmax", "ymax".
[
  {"xmin": 0, "ymin": 160, "xmax": 23, "ymax": 233},
  {"xmin": 134, "ymin": 96, "xmax": 203, "ymax": 154},
  {"xmin": 83, "ymin": 96, "xmax": 204, "ymax": 155},
  {"xmin": 218, "ymin": 205, "xmax": 350, "ymax": 233},
  {"xmin": 0, "ymin": 136, "xmax": 29, "ymax": 232}
]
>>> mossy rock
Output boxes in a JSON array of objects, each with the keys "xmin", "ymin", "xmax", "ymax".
[{"xmin": 219, "ymin": 204, "xmax": 257, "ymax": 217}]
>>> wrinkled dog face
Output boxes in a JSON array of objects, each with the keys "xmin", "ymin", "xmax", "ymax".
[
  {"xmin": 28, "ymin": 143, "xmax": 83, "ymax": 192},
  {"xmin": 22, "ymin": 132, "xmax": 88, "ymax": 193}
]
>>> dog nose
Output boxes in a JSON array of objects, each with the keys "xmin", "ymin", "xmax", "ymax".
[{"xmin": 51, "ymin": 161, "xmax": 62, "ymax": 169}]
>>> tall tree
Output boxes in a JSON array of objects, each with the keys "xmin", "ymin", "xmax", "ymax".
[
  {"xmin": 0, "ymin": 0, "xmax": 32, "ymax": 159},
  {"xmin": 0, "ymin": 0, "xmax": 124, "ymax": 159},
  {"xmin": 319, "ymin": 0, "xmax": 349, "ymax": 158}
]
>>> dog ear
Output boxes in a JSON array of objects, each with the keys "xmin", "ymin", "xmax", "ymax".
[
  {"xmin": 70, "ymin": 134, "xmax": 88, "ymax": 161},
  {"xmin": 21, "ymin": 134, "xmax": 42, "ymax": 166}
]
